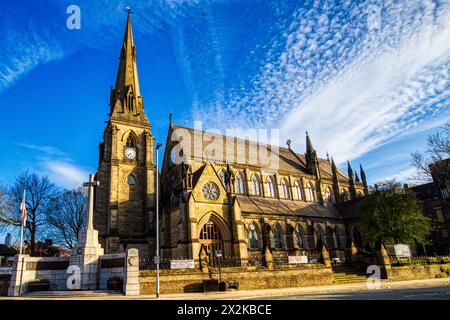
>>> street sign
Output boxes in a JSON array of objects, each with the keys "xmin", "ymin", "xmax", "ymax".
[
  {"xmin": 170, "ymin": 259, "xmax": 195, "ymax": 269},
  {"xmin": 394, "ymin": 244, "xmax": 411, "ymax": 258},
  {"xmin": 288, "ymin": 256, "xmax": 308, "ymax": 264},
  {"xmin": 153, "ymin": 256, "xmax": 160, "ymax": 264}
]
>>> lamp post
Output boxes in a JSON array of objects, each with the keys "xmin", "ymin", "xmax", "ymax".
[{"xmin": 155, "ymin": 143, "xmax": 162, "ymax": 298}]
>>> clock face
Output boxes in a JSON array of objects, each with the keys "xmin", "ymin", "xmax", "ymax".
[
  {"xmin": 202, "ymin": 182, "xmax": 220, "ymax": 200},
  {"xmin": 124, "ymin": 147, "xmax": 136, "ymax": 160}
]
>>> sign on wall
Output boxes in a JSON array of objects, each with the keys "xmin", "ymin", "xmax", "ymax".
[
  {"xmin": 288, "ymin": 256, "xmax": 308, "ymax": 264},
  {"xmin": 170, "ymin": 259, "xmax": 195, "ymax": 269},
  {"xmin": 394, "ymin": 244, "xmax": 412, "ymax": 258}
]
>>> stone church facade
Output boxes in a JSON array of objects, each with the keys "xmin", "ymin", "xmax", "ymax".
[
  {"xmin": 94, "ymin": 13, "xmax": 156, "ymax": 258},
  {"xmin": 93, "ymin": 13, "xmax": 368, "ymax": 263}
]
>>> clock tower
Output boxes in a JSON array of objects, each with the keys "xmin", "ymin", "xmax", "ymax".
[{"xmin": 94, "ymin": 12, "xmax": 156, "ymax": 257}]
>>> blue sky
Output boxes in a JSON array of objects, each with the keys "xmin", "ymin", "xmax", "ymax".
[{"xmin": 1, "ymin": 0, "xmax": 450, "ymax": 192}]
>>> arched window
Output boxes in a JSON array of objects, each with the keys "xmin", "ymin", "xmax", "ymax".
[
  {"xmin": 273, "ymin": 224, "xmax": 283, "ymax": 249},
  {"xmin": 314, "ymin": 226, "xmax": 323, "ymax": 247},
  {"xmin": 218, "ymin": 168, "xmax": 226, "ymax": 187},
  {"xmin": 235, "ymin": 172, "xmax": 245, "ymax": 194},
  {"xmin": 200, "ymin": 220, "xmax": 221, "ymax": 240},
  {"xmin": 127, "ymin": 174, "xmax": 136, "ymax": 185},
  {"xmin": 325, "ymin": 187, "xmax": 334, "ymax": 204},
  {"xmin": 267, "ymin": 176, "xmax": 276, "ymax": 197},
  {"xmin": 342, "ymin": 189, "xmax": 349, "ymax": 201},
  {"xmin": 306, "ymin": 182, "xmax": 315, "ymax": 202},
  {"xmin": 126, "ymin": 135, "xmax": 136, "ymax": 147},
  {"xmin": 248, "ymin": 223, "xmax": 259, "ymax": 250},
  {"xmin": 252, "ymin": 174, "xmax": 262, "ymax": 196},
  {"xmin": 281, "ymin": 178, "xmax": 289, "ymax": 199},
  {"xmin": 294, "ymin": 180, "xmax": 303, "ymax": 200},
  {"xmin": 352, "ymin": 226, "xmax": 363, "ymax": 248},
  {"xmin": 333, "ymin": 227, "xmax": 341, "ymax": 249},
  {"xmin": 295, "ymin": 225, "xmax": 304, "ymax": 249}
]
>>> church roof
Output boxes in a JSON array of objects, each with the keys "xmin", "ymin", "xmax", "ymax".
[
  {"xmin": 236, "ymin": 195, "xmax": 343, "ymax": 219},
  {"xmin": 169, "ymin": 124, "xmax": 349, "ymax": 181}
]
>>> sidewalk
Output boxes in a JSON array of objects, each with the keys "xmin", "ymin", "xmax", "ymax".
[{"xmin": 3, "ymin": 278, "xmax": 450, "ymax": 300}]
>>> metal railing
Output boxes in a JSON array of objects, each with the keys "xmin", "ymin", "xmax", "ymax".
[
  {"xmin": 140, "ymin": 258, "xmax": 172, "ymax": 270},
  {"xmin": 139, "ymin": 253, "xmax": 324, "ymax": 270},
  {"xmin": 389, "ymin": 254, "xmax": 450, "ymax": 266}
]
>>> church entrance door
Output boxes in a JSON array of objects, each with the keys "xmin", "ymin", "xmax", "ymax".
[{"xmin": 199, "ymin": 220, "xmax": 224, "ymax": 265}]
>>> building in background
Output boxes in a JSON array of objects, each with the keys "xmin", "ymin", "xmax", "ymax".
[
  {"xmin": 410, "ymin": 158, "xmax": 450, "ymax": 255},
  {"xmin": 0, "ymin": 234, "xmax": 17, "ymax": 267}
]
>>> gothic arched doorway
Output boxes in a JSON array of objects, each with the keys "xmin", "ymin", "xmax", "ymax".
[{"xmin": 199, "ymin": 220, "xmax": 224, "ymax": 260}]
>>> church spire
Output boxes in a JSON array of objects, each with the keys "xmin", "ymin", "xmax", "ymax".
[
  {"xmin": 306, "ymin": 131, "xmax": 314, "ymax": 156},
  {"xmin": 347, "ymin": 161, "xmax": 357, "ymax": 201},
  {"xmin": 305, "ymin": 131, "xmax": 316, "ymax": 174},
  {"xmin": 360, "ymin": 164, "xmax": 369, "ymax": 195},
  {"xmin": 109, "ymin": 11, "xmax": 148, "ymax": 123},
  {"xmin": 331, "ymin": 157, "xmax": 341, "ymax": 203}
]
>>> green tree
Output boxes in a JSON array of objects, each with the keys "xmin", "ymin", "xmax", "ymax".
[{"xmin": 359, "ymin": 180, "xmax": 431, "ymax": 246}]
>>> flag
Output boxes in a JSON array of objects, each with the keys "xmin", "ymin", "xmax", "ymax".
[{"xmin": 20, "ymin": 190, "xmax": 27, "ymax": 225}]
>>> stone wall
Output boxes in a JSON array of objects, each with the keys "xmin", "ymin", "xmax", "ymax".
[
  {"xmin": 140, "ymin": 264, "xmax": 334, "ymax": 294},
  {"xmin": 98, "ymin": 253, "xmax": 126, "ymax": 290},
  {"xmin": 8, "ymin": 256, "xmax": 71, "ymax": 295},
  {"xmin": 0, "ymin": 274, "xmax": 11, "ymax": 296},
  {"xmin": 389, "ymin": 263, "xmax": 450, "ymax": 281},
  {"xmin": 8, "ymin": 248, "xmax": 140, "ymax": 296}
]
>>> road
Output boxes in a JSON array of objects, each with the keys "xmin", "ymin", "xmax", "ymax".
[
  {"xmin": 3, "ymin": 278, "xmax": 450, "ymax": 300},
  {"xmin": 261, "ymin": 285, "xmax": 450, "ymax": 300}
]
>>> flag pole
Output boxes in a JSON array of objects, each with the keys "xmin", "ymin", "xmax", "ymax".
[
  {"xmin": 19, "ymin": 219, "xmax": 24, "ymax": 255},
  {"xmin": 19, "ymin": 190, "xmax": 26, "ymax": 255}
]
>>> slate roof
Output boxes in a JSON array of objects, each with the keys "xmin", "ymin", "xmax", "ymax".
[
  {"xmin": 171, "ymin": 124, "xmax": 349, "ymax": 181},
  {"xmin": 236, "ymin": 195, "xmax": 343, "ymax": 219}
]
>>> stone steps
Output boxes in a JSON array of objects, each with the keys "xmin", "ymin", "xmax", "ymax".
[{"xmin": 332, "ymin": 266, "xmax": 368, "ymax": 284}]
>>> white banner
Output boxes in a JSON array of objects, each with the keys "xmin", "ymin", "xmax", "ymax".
[
  {"xmin": 170, "ymin": 259, "xmax": 195, "ymax": 269},
  {"xmin": 288, "ymin": 256, "xmax": 308, "ymax": 264}
]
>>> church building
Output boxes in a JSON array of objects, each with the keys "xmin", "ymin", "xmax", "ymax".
[{"xmin": 93, "ymin": 13, "xmax": 368, "ymax": 264}]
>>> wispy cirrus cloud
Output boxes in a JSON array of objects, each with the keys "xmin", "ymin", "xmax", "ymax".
[
  {"xmin": 17, "ymin": 143, "xmax": 90, "ymax": 189},
  {"xmin": 0, "ymin": 0, "xmax": 202, "ymax": 94},
  {"xmin": 41, "ymin": 159, "xmax": 89, "ymax": 190},
  {"xmin": 16, "ymin": 143, "xmax": 67, "ymax": 157},
  {"xmin": 196, "ymin": 0, "xmax": 450, "ymax": 174}
]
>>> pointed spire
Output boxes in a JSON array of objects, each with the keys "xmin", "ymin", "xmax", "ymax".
[
  {"xmin": 306, "ymin": 131, "xmax": 314, "ymax": 155},
  {"xmin": 109, "ymin": 11, "xmax": 148, "ymax": 123},
  {"xmin": 347, "ymin": 161, "xmax": 357, "ymax": 200},
  {"xmin": 360, "ymin": 164, "xmax": 369, "ymax": 195},
  {"xmin": 355, "ymin": 172, "xmax": 360, "ymax": 183},
  {"xmin": 331, "ymin": 157, "xmax": 341, "ymax": 203},
  {"xmin": 305, "ymin": 131, "xmax": 316, "ymax": 175},
  {"xmin": 114, "ymin": 11, "xmax": 140, "ymax": 97}
]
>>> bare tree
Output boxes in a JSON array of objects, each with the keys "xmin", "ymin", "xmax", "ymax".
[
  {"xmin": 0, "ymin": 171, "xmax": 58, "ymax": 254},
  {"xmin": 47, "ymin": 188, "xmax": 87, "ymax": 249},
  {"xmin": 411, "ymin": 123, "xmax": 450, "ymax": 183}
]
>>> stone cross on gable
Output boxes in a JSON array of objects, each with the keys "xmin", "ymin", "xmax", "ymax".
[{"xmin": 83, "ymin": 174, "xmax": 99, "ymax": 230}]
